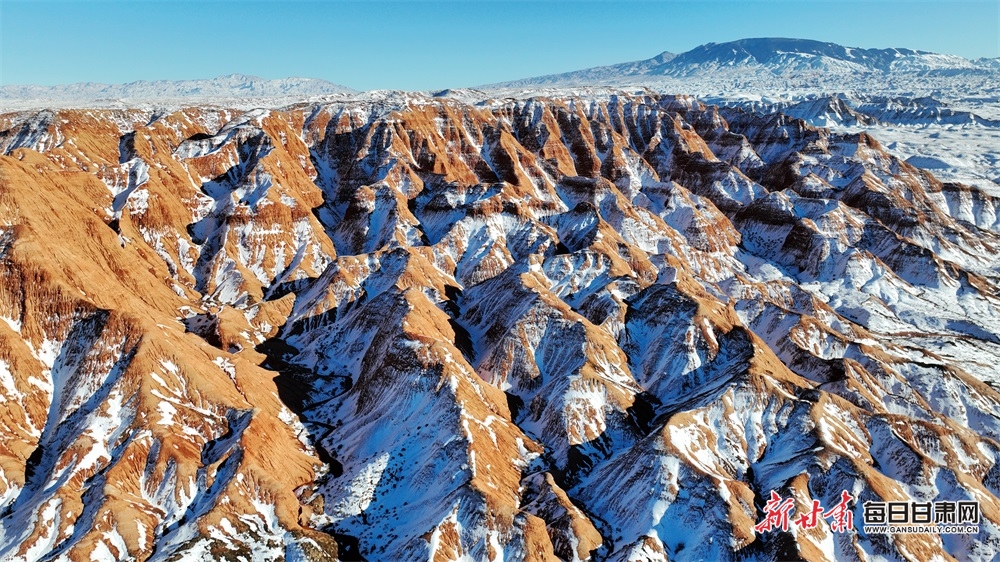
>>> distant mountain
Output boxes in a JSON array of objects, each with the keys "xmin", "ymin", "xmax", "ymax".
[
  {"xmin": 0, "ymin": 74, "xmax": 355, "ymax": 107},
  {"xmin": 485, "ymin": 37, "xmax": 992, "ymax": 89},
  {"xmin": 667, "ymin": 38, "xmax": 974, "ymax": 74},
  {"xmin": 490, "ymin": 51, "xmax": 679, "ymax": 88}
]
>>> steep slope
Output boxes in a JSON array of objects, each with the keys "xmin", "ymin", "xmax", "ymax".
[
  {"xmin": 482, "ymin": 38, "xmax": 1000, "ymax": 195},
  {"xmin": 0, "ymin": 91, "xmax": 999, "ymax": 561}
]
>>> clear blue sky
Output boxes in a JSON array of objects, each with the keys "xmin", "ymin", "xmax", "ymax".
[{"xmin": 1, "ymin": 1, "xmax": 998, "ymax": 90}]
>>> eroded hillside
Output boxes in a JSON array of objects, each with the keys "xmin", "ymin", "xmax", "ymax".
[{"xmin": 0, "ymin": 93, "xmax": 999, "ymax": 561}]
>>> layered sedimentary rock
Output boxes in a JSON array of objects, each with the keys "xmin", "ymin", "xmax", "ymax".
[{"xmin": 0, "ymin": 92, "xmax": 999, "ymax": 561}]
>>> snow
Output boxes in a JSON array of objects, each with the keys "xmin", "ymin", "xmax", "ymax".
[
  {"xmin": 15, "ymin": 498, "xmax": 63, "ymax": 562},
  {"xmin": 100, "ymin": 527, "xmax": 130, "ymax": 560},
  {"xmin": 0, "ymin": 315, "xmax": 22, "ymax": 334},
  {"xmin": 157, "ymin": 400, "xmax": 177, "ymax": 426},
  {"xmin": 32, "ymin": 338, "xmax": 62, "ymax": 371},
  {"xmin": 0, "ymin": 474, "xmax": 19, "ymax": 512},
  {"xmin": 1, "ymin": 74, "xmax": 357, "ymax": 111},
  {"xmin": 0, "ymin": 360, "xmax": 20, "ymax": 403},
  {"xmin": 328, "ymin": 452, "xmax": 391, "ymax": 518},
  {"xmin": 2, "ymin": 50, "xmax": 1000, "ymax": 560}
]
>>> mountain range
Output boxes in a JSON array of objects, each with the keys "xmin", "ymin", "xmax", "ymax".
[
  {"xmin": 1, "ymin": 38, "xmax": 1000, "ymax": 562},
  {"xmin": 0, "ymin": 74, "xmax": 354, "ymax": 108},
  {"xmin": 484, "ymin": 37, "xmax": 997, "ymax": 90},
  {"xmin": 3, "ymin": 38, "xmax": 998, "ymax": 108}
]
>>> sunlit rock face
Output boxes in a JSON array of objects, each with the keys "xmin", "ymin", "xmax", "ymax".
[{"xmin": 1, "ymin": 92, "xmax": 999, "ymax": 561}]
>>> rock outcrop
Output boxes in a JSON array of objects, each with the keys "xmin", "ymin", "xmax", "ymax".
[{"xmin": 0, "ymin": 92, "xmax": 999, "ymax": 561}]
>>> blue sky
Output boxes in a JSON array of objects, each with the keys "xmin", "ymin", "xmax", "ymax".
[{"xmin": 1, "ymin": 1, "xmax": 998, "ymax": 90}]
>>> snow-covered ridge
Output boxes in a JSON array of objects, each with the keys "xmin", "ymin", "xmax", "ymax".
[
  {"xmin": 3, "ymin": 91, "xmax": 1000, "ymax": 561},
  {"xmin": 712, "ymin": 93, "xmax": 1000, "ymax": 128},
  {"xmin": 0, "ymin": 73, "xmax": 356, "ymax": 110},
  {"xmin": 484, "ymin": 37, "xmax": 998, "ymax": 89},
  {"xmin": 475, "ymin": 38, "xmax": 1000, "ymax": 198},
  {"xmin": 3, "ymin": 37, "xmax": 1000, "ymax": 560}
]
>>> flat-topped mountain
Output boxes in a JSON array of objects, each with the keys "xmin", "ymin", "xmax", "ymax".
[{"xmin": 486, "ymin": 37, "xmax": 995, "ymax": 89}]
